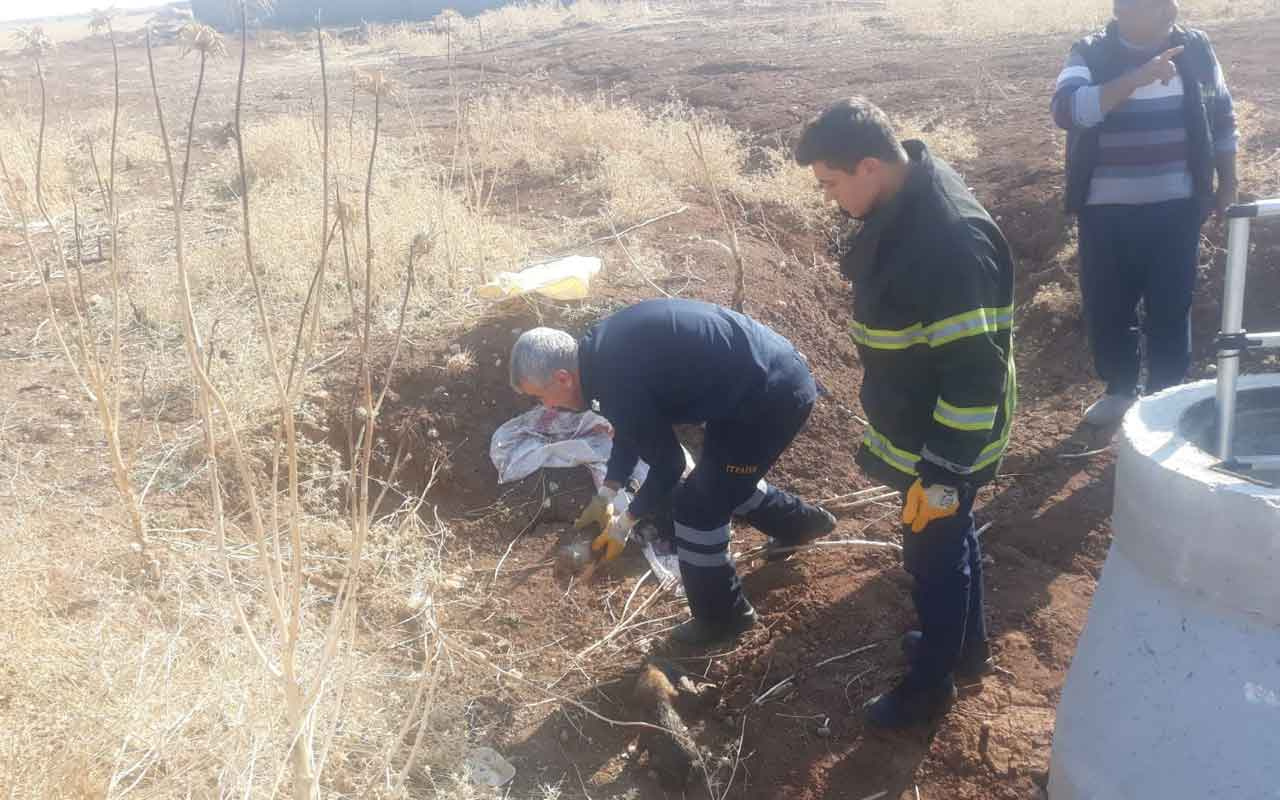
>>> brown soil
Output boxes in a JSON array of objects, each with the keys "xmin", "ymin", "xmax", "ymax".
[
  {"xmin": 5, "ymin": 6, "xmax": 1280, "ymax": 799},
  {"xmin": 356, "ymin": 13, "xmax": 1280, "ymax": 799}
]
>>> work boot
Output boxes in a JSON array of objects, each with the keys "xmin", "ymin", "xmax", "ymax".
[
  {"xmin": 1083, "ymin": 392, "xmax": 1136, "ymax": 426},
  {"xmin": 901, "ymin": 631, "xmax": 994, "ymax": 682},
  {"xmin": 763, "ymin": 506, "xmax": 837, "ymax": 562},
  {"xmin": 670, "ymin": 603, "xmax": 757, "ymax": 646},
  {"xmin": 864, "ymin": 677, "xmax": 957, "ymax": 729}
]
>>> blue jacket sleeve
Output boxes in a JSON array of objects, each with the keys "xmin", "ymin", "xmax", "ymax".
[
  {"xmin": 606, "ymin": 396, "xmax": 684, "ymax": 520},
  {"xmin": 605, "ymin": 437, "xmax": 640, "ymax": 488}
]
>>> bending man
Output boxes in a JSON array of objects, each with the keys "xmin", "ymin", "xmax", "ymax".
[{"xmin": 509, "ymin": 298, "xmax": 835, "ymax": 645}]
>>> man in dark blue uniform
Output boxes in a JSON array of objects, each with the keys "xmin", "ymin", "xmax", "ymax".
[{"xmin": 509, "ymin": 298, "xmax": 835, "ymax": 644}]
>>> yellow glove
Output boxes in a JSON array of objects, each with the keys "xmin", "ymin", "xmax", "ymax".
[
  {"xmin": 591, "ymin": 512, "xmax": 635, "ymax": 562},
  {"xmin": 902, "ymin": 479, "xmax": 960, "ymax": 534},
  {"xmin": 574, "ymin": 488, "xmax": 617, "ymax": 532}
]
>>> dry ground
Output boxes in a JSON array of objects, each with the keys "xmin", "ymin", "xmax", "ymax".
[{"xmin": 2, "ymin": 1, "xmax": 1280, "ymax": 798}]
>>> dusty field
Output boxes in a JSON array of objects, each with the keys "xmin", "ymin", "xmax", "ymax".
[
  {"xmin": 2, "ymin": 1, "xmax": 1280, "ymax": 798},
  {"xmin": 0, "ymin": 9, "xmax": 156, "ymax": 50}
]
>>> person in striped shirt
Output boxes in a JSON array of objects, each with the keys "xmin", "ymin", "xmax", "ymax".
[{"xmin": 1051, "ymin": 0, "xmax": 1238, "ymax": 426}]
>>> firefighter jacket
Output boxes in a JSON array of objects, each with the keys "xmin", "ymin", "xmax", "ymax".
[{"xmin": 841, "ymin": 141, "xmax": 1016, "ymax": 491}]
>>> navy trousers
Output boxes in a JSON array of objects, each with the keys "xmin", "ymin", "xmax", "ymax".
[
  {"xmin": 1077, "ymin": 198, "xmax": 1203, "ymax": 396},
  {"xmin": 671, "ymin": 357, "xmax": 817, "ymax": 624},
  {"xmin": 901, "ymin": 486, "xmax": 986, "ymax": 689}
]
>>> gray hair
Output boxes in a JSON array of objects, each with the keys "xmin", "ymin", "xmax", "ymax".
[{"xmin": 509, "ymin": 327, "xmax": 579, "ymax": 389}]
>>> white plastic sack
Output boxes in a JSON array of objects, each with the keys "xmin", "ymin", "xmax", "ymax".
[
  {"xmin": 636, "ymin": 519, "xmax": 682, "ymax": 592},
  {"xmin": 489, "ymin": 406, "xmax": 687, "ymax": 595},
  {"xmin": 475, "ymin": 255, "xmax": 602, "ymax": 302},
  {"xmin": 489, "ymin": 406, "xmax": 647, "ymax": 489}
]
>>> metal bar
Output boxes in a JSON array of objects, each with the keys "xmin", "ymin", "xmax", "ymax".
[
  {"xmin": 1215, "ymin": 357, "xmax": 1241, "ymax": 461},
  {"xmin": 1232, "ymin": 455, "xmax": 1280, "ymax": 469},
  {"xmin": 1246, "ymin": 331, "xmax": 1280, "ymax": 350},
  {"xmin": 1225, "ymin": 198, "xmax": 1280, "ymax": 219},
  {"xmin": 1216, "ymin": 216, "xmax": 1252, "ymax": 461}
]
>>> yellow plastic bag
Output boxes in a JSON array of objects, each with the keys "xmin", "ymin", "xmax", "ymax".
[{"xmin": 475, "ymin": 255, "xmax": 602, "ymax": 301}]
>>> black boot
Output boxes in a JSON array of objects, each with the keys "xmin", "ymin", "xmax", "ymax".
[
  {"xmin": 864, "ymin": 676, "xmax": 957, "ymax": 729},
  {"xmin": 901, "ymin": 630, "xmax": 994, "ymax": 681},
  {"xmin": 670, "ymin": 603, "xmax": 757, "ymax": 645},
  {"xmin": 762, "ymin": 505, "xmax": 837, "ymax": 562}
]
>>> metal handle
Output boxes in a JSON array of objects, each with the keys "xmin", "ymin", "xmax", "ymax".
[
  {"xmin": 1225, "ymin": 199, "xmax": 1280, "ymax": 219},
  {"xmin": 1215, "ymin": 216, "xmax": 1250, "ymax": 461},
  {"xmin": 1216, "ymin": 197, "xmax": 1280, "ymax": 462}
]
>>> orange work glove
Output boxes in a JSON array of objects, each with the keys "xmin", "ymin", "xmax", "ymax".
[
  {"xmin": 901, "ymin": 479, "xmax": 960, "ymax": 534},
  {"xmin": 591, "ymin": 511, "xmax": 636, "ymax": 562}
]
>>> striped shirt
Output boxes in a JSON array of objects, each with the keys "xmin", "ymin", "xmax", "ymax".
[{"xmin": 1052, "ymin": 37, "xmax": 1237, "ymax": 206}]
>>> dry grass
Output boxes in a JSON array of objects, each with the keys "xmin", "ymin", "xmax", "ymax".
[
  {"xmin": 366, "ymin": 0, "xmax": 676, "ymax": 57},
  {"xmin": 462, "ymin": 91, "xmax": 831, "ymax": 223},
  {"xmin": 0, "ymin": 109, "xmax": 168, "ymax": 228},
  {"xmin": 897, "ymin": 114, "xmax": 981, "ymax": 163},
  {"xmin": 0, "ymin": 110, "xmax": 76, "ymax": 217},
  {"xmin": 445, "ymin": 348, "xmax": 478, "ymax": 375},
  {"xmin": 0, "ymin": 460, "xmax": 478, "ymax": 798},
  {"xmin": 1028, "ymin": 280, "xmax": 1077, "ymax": 317},
  {"xmin": 108, "ymin": 104, "xmax": 537, "ymax": 424},
  {"xmin": 0, "ymin": 11, "xmax": 152, "ymax": 52},
  {"xmin": 1235, "ymin": 99, "xmax": 1280, "ymax": 197},
  {"xmin": 75, "ymin": 107, "xmax": 168, "ymax": 173}
]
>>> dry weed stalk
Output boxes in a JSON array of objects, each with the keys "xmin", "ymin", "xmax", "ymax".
[
  {"xmin": 146, "ymin": 5, "xmax": 419, "ymax": 795},
  {"xmin": 13, "ymin": 26, "xmax": 56, "ymax": 260},
  {"xmin": 688, "ymin": 121, "xmax": 747, "ymax": 311},
  {"xmin": 442, "ymin": 88, "xmax": 500, "ymax": 288},
  {"xmin": 0, "ymin": 11, "xmax": 154, "ymax": 573}
]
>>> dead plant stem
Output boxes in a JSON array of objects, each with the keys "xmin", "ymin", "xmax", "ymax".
[{"xmin": 688, "ymin": 121, "xmax": 746, "ymax": 311}]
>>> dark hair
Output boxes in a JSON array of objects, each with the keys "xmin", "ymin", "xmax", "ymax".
[{"xmin": 794, "ymin": 97, "xmax": 907, "ymax": 171}]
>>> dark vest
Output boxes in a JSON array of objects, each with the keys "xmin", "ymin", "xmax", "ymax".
[{"xmin": 1063, "ymin": 23, "xmax": 1219, "ymax": 214}]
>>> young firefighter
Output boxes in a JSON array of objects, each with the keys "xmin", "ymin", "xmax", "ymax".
[
  {"xmin": 795, "ymin": 98, "xmax": 1016, "ymax": 728},
  {"xmin": 508, "ymin": 298, "xmax": 835, "ymax": 645},
  {"xmin": 1052, "ymin": 0, "xmax": 1238, "ymax": 425}
]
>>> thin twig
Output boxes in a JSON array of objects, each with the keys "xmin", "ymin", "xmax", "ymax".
[
  {"xmin": 827, "ymin": 491, "xmax": 901, "ymax": 511},
  {"xmin": 577, "ymin": 578, "xmax": 673, "ymax": 659},
  {"xmin": 688, "ymin": 121, "xmax": 746, "ymax": 311},
  {"xmin": 740, "ymin": 536, "xmax": 902, "ymax": 563},
  {"xmin": 544, "ymin": 205, "xmax": 687, "ymax": 255},
  {"xmin": 774, "ymin": 538, "xmax": 901, "ymax": 556},
  {"xmin": 603, "ymin": 209, "xmax": 672, "ymax": 297},
  {"xmin": 448, "ymin": 639, "xmax": 689, "ymax": 740},
  {"xmin": 616, "ymin": 569, "xmax": 652, "ymax": 622},
  {"xmin": 720, "ymin": 711, "xmax": 749, "ymax": 800},
  {"xmin": 1058, "ymin": 445, "xmax": 1111, "ymax": 461},
  {"xmin": 753, "ymin": 642, "xmax": 882, "ymax": 706},
  {"xmin": 817, "ymin": 485, "xmax": 893, "ymax": 505},
  {"xmin": 284, "ymin": 22, "xmax": 334, "ymax": 399},
  {"xmin": 491, "ymin": 474, "xmax": 544, "ymax": 584}
]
